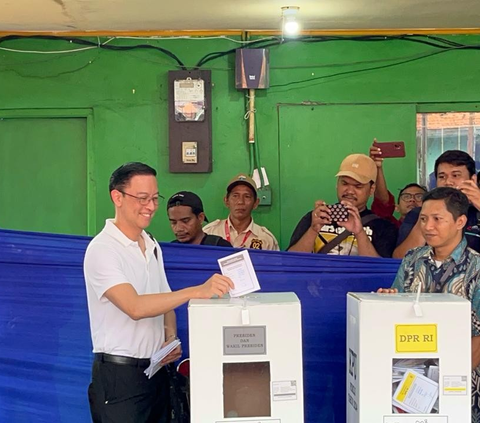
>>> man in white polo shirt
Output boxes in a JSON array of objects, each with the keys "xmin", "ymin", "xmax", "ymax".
[{"xmin": 84, "ymin": 162, "xmax": 233, "ymax": 423}]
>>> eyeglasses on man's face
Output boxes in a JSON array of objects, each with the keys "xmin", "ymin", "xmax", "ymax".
[
  {"xmin": 118, "ymin": 190, "xmax": 164, "ymax": 206},
  {"xmin": 399, "ymin": 193, "xmax": 424, "ymax": 202}
]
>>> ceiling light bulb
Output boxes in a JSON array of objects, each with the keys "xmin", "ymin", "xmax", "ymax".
[
  {"xmin": 281, "ymin": 6, "xmax": 300, "ymax": 37},
  {"xmin": 284, "ymin": 20, "xmax": 300, "ymax": 35}
]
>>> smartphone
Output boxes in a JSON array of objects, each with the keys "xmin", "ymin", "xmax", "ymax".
[
  {"xmin": 373, "ymin": 141, "xmax": 405, "ymax": 158},
  {"xmin": 327, "ymin": 203, "xmax": 349, "ymax": 222}
]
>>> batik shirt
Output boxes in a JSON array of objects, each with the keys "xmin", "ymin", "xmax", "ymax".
[{"xmin": 391, "ymin": 237, "xmax": 480, "ymax": 421}]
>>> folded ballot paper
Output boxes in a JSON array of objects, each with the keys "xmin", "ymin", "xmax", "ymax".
[
  {"xmin": 218, "ymin": 250, "xmax": 260, "ymax": 298},
  {"xmin": 144, "ymin": 338, "xmax": 181, "ymax": 379},
  {"xmin": 392, "ymin": 369, "xmax": 439, "ymax": 414}
]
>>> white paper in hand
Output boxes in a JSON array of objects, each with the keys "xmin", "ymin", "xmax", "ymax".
[
  {"xmin": 218, "ymin": 250, "xmax": 260, "ymax": 297},
  {"xmin": 144, "ymin": 338, "xmax": 181, "ymax": 379}
]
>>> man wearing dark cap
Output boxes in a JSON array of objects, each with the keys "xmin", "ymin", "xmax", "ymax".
[
  {"xmin": 203, "ymin": 174, "xmax": 279, "ymax": 250},
  {"xmin": 167, "ymin": 191, "xmax": 232, "ymax": 246}
]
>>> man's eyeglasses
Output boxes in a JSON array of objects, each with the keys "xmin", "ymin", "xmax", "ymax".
[
  {"xmin": 399, "ymin": 193, "xmax": 424, "ymax": 202},
  {"xmin": 118, "ymin": 190, "xmax": 164, "ymax": 206}
]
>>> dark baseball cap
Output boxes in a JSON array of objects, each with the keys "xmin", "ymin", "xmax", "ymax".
[
  {"xmin": 167, "ymin": 191, "xmax": 209, "ymax": 222},
  {"xmin": 226, "ymin": 173, "xmax": 258, "ymax": 199}
]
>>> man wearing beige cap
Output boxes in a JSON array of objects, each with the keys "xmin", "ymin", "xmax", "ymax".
[
  {"xmin": 287, "ymin": 154, "xmax": 398, "ymax": 257},
  {"xmin": 204, "ymin": 174, "xmax": 279, "ymax": 250}
]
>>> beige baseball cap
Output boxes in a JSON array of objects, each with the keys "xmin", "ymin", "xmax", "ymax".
[
  {"xmin": 227, "ymin": 173, "xmax": 258, "ymax": 198},
  {"xmin": 335, "ymin": 154, "xmax": 377, "ymax": 184}
]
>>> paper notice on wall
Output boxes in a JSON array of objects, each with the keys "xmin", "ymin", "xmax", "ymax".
[
  {"xmin": 443, "ymin": 375, "xmax": 468, "ymax": 395},
  {"xmin": 252, "ymin": 167, "xmax": 269, "ymax": 188},
  {"xmin": 392, "ymin": 369, "xmax": 438, "ymax": 414},
  {"xmin": 272, "ymin": 380, "xmax": 297, "ymax": 401}
]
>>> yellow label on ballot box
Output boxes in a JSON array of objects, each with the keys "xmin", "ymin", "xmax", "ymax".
[{"xmin": 395, "ymin": 324, "xmax": 438, "ymax": 353}]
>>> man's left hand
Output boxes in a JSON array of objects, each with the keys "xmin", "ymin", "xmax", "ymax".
[
  {"xmin": 458, "ymin": 180, "xmax": 480, "ymax": 210},
  {"xmin": 338, "ymin": 202, "xmax": 363, "ymax": 235},
  {"xmin": 160, "ymin": 338, "xmax": 182, "ymax": 365}
]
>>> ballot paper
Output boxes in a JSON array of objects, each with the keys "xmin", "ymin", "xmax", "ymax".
[
  {"xmin": 218, "ymin": 250, "xmax": 260, "ymax": 298},
  {"xmin": 392, "ymin": 359, "xmax": 427, "ymax": 383},
  {"xmin": 392, "ymin": 369, "xmax": 439, "ymax": 414},
  {"xmin": 144, "ymin": 338, "xmax": 181, "ymax": 379}
]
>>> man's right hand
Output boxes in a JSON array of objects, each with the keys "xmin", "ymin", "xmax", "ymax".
[
  {"xmin": 377, "ymin": 288, "xmax": 398, "ymax": 293},
  {"xmin": 197, "ymin": 274, "xmax": 234, "ymax": 299},
  {"xmin": 311, "ymin": 200, "xmax": 332, "ymax": 232},
  {"xmin": 369, "ymin": 138, "xmax": 383, "ymax": 168}
]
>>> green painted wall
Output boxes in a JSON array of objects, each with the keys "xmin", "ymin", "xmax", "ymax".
[{"xmin": 1, "ymin": 35, "xmax": 480, "ymax": 248}]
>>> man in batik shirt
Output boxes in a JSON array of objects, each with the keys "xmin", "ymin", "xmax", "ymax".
[{"xmin": 378, "ymin": 187, "xmax": 480, "ymax": 421}]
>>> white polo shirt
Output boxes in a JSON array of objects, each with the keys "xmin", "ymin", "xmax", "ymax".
[{"xmin": 84, "ymin": 219, "xmax": 171, "ymax": 358}]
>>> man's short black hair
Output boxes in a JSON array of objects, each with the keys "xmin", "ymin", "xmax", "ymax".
[
  {"xmin": 422, "ymin": 187, "xmax": 469, "ymax": 221},
  {"xmin": 109, "ymin": 162, "xmax": 157, "ymax": 193},
  {"xmin": 434, "ymin": 150, "xmax": 476, "ymax": 178},
  {"xmin": 397, "ymin": 183, "xmax": 427, "ymax": 203}
]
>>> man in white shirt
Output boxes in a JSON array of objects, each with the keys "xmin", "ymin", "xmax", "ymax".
[{"xmin": 84, "ymin": 162, "xmax": 233, "ymax": 423}]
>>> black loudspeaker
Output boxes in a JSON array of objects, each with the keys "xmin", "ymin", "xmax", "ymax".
[{"xmin": 235, "ymin": 49, "xmax": 269, "ymax": 89}]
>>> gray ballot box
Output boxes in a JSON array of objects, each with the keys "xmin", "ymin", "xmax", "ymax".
[
  {"xmin": 188, "ymin": 292, "xmax": 304, "ymax": 423},
  {"xmin": 347, "ymin": 292, "xmax": 471, "ymax": 423}
]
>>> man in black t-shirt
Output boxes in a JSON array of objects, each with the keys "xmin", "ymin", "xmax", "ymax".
[
  {"xmin": 287, "ymin": 154, "xmax": 398, "ymax": 257},
  {"xmin": 167, "ymin": 191, "xmax": 232, "ymax": 247}
]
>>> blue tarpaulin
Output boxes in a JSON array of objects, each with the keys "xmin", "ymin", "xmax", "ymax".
[{"xmin": 0, "ymin": 228, "xmax": 401, "ymax": 422}]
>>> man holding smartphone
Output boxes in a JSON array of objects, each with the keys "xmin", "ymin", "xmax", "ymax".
[
  {"xmin": 287, "ymin": 154, "xmax": 398, "ymax": 257},
  {"xmin": 370, "ymin": 140, "xmax": 427, "ymax": 228}
]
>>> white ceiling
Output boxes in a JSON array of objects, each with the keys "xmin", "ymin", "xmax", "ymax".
[{"xmin": 1, "ymin": 0, "xmax": 479, "ymax": 32}]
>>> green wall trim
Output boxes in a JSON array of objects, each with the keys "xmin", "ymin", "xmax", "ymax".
[
  {"xmin": 0, "ymin": 108, "xmax": 93, "ymax": 118},
  {"xmin": 417, "ymin": 103, "xmax": 480, "ymax": 113}
]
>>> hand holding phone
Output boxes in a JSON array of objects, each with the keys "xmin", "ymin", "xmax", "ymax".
[
  {"xmin": 327, "ymin": 203, "xmax": 349, "ymax": 222},
  {"xmin": 373, "ymin": 140, "xmax": 405, "ymax": 158}
]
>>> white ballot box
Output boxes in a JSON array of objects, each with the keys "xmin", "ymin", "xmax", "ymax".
[
  {"xmin": 189, "ymin": 292, "xmax": 304, "ymax": 423},
  {"xmin": 347, "ymin": 292, "xmax": 471, "ymax": 423}
]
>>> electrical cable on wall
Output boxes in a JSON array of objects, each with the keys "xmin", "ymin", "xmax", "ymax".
[
  {"xmin": 0, "ymin": 35, "xmax": 188, "ymax": 69},
  {"xmin": 193, "ymin": 34, "xmax": 480, "ymax": 67},
  {"xmin": 2, "ymin": 34, "xmax": 480, "ymax": 74},
  {"xmin": 244, "ymin": 94, "xmax": 256, "ymax": 176},
  {"xmin": 268, "ymin": 47, "xmax": 455, "ymax": 89},
  {"xmin": 114, "ymin": 35, "xmax": 278, "ymax": 44}
]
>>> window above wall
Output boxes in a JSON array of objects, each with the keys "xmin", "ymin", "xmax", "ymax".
[{"xmin": 417, "ymin": 112, "xmax": 480, "ymax": 189}]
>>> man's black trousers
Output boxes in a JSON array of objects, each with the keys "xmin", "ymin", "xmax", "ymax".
[{"xmin": 88, "ymin": 357, "xmax": 170, "ymax": 423}]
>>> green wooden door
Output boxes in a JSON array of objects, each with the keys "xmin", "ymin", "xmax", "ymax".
[
  {"xmin": 278, "ymin": 104, "xmax": 417, "ymax": 249},
  {"xmin": 0, "ymin": 117, "xmax": 88, "ymax": 235}
]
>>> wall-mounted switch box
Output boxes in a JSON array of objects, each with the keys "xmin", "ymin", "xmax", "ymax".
[
  {"xmin": 258, "ymin": 186, "xmax": 272, "ymax": 206},
  {"xmin": 182, "ymin": 142, "xmax": 198, "ymax": 163}
]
